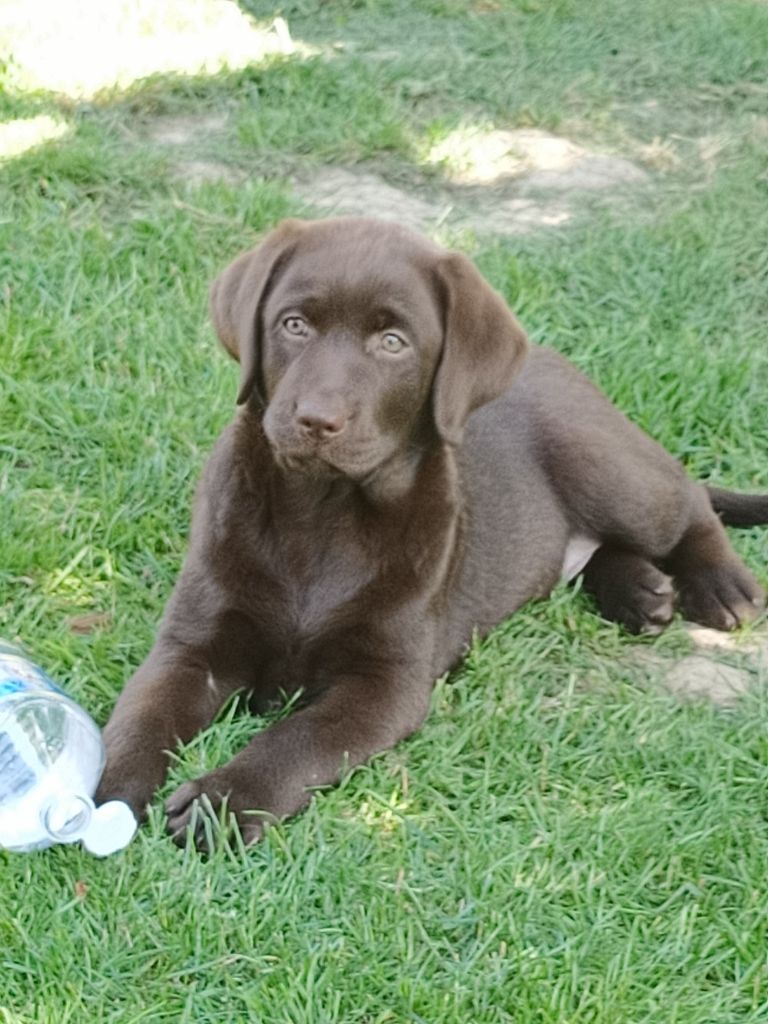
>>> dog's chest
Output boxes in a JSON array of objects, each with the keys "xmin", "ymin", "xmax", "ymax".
[
  {"xmin": 253, "ymin": 515, "xmax": 380, "ymax": 643},
  {"xmin": 287, "ymin": 547, "xmax": 374, "ymax": 635}
]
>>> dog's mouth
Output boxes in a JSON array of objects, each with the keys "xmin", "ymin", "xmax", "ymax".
[
  {"xmin": 274, "ymin": 448, "xmax": 343, "ymax": 478},
  {"xmin": 268, "ymin": 434, "xmax": 391, "ymax": 482}
]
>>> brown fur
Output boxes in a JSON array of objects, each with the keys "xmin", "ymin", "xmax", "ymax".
[{"xmin": 96, "ymin": 217, "xmax": 767, "ymax": 848}]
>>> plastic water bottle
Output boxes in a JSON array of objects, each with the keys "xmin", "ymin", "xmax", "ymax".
[{"xmin": 0, "ymin": 641, "xmax": 136, "ymax": 855}]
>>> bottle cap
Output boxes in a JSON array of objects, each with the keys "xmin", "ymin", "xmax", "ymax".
[{"xmin": 81, "ymin": 800, "xmax": 138, "ymax": 856}]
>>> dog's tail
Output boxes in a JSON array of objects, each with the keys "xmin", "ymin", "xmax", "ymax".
[{"xmin": 707, "ymin": 486, "xmax": 768, "ymax": 527}]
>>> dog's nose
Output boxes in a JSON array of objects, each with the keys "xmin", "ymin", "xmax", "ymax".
[{"xmin": 295, "ymin": 401, "xmax": 348, "ymax": 440}]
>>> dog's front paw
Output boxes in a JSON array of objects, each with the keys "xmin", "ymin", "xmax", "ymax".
[
  {"xmin": 165, "ymin": 770, "xmax": 274, "ymax": 851},
  {"xmin": 677, "ymin": 562, "xmax": 765, "ymax": 631},
  {"xmin": 95, "ymin": 748, "xmax": 166, "ymax": 821}
]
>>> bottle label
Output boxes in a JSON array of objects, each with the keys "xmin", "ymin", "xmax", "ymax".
[
  {"xmin": 0, "ymin": 649, "xmax": 69, "ymax": 808},
  {"xmin": 0, "ymin": 651, "xmax": 66, "ymax": 700},
  {"xmin": 0, "ymin": 729, "xmax": 37, "ymax": 803}
]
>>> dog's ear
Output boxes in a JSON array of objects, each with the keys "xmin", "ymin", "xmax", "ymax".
[
  {"xmin": 209, "ymin": 219, "xmax": 305, "ymax": 405},
  {"xmin": 433, "ymin": 252, "xmax": 529, "ymax": 445}
]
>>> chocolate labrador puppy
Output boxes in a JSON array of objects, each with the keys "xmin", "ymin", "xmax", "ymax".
[{"xmin": 96, "ymin": 216, "xmax": 768, "ymax": 847}]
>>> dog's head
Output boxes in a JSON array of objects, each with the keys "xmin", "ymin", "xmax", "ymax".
[{"xmin": 210, "ymin": 217, "xmax": 528, "ymax": 479}]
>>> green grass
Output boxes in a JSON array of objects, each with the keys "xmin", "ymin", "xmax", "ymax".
[{"xmin": 2, "ymin": 0, "xmax": 768, "ymax": 1020}]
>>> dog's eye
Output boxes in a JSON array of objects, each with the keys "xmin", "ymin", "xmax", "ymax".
[
  {"xmin": 380, "ymin": 332, "xmax": 408, "ymax": 354},
  {"xmin": 283, "ymin": 316, "xmax": 308, "ymax": 337}
]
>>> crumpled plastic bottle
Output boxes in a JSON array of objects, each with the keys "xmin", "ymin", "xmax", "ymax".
[{"xmin": 0, "ymin": 641, "xmax": 136, "ymax": 855}]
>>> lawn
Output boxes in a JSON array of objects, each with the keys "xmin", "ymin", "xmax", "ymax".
[{"xmin": 2, "ymin": 1, "xmax": 768, "ymax": 1021}]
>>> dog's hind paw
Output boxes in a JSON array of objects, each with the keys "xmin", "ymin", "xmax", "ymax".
[
  {"xmin": 676, "ymin": 562, "xmax": 765, "ymax": 631},
  {"xmin": 582, "ymin": 547, "xmax": 676, "ymax": 634}
]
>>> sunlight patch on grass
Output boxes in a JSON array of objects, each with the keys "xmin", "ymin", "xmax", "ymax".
[
  {"xmin": 0, "ymin": 0, "xmax": 314, "ymax": 99},
  {"xmin": 428, "ymin": 126, "xmax": 587, "ymax": 184},
  {"xmin": 427, "ymin": 125, "xmax": 647, "ymax": 192},
  {"xmin": 0, "ymin": 115, "xmax": 70, "ymax": 160},
  {"xmin": 0, "ymin": 1009, "xmax": 26, "ymax": 1024},
  {"xmin": 356, "ymin": 789, "xmax": 412, "ymax": 835}
]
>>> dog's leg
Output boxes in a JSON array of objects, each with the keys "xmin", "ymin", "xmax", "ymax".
[
  {"xmin": 544, "ymin": 403, "xmax": 764, "ymax": 632},
  {"xmin": 581, "ymin": 499, "xmax": 764, "ymax": 632},
  {"xmin": 96, "ymin": 642, "xmax": 241, "ymax": 817},
  {"xmin": 164, "ymin": 671, "xmax": 432, "ymax": 849},
  {"xmin": 661, "ymin": 492, "xmax": 765, "ymax": 630},
  {"xmin": 581, "ymin": 545, "xmax": 675, "ymax": 634}
]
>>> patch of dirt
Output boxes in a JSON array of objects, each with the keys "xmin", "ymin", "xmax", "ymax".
[
  {"xmin": 173, "ymin": 158, "xmax": 247, "ymax": 187},
  {"xmin": 291, "ymin": 167, "xmax": 444, "ymax": 231},
  {"xmin": 292, "ymin": 129, "xmax": 649, "ymax": 237},
  {"xmin": 662, "ymin": 655, "xmax": 752, "ymax": 706},
  {"xmin": 144, "ymin": 114, "xmax": 247, "ymax": 188},
  {"xmin": 429, "ymin": 127, "xmax": 578, "ymax": 184},
  {"xmin": 472, "ymin": 195, "xmax": 573, "ymax": 233},
  {"xmin": 427, "ymin": 127, "xmax": 647, "ymax": 190},
  {"xmin": 146, "ymin": 113, "xmax": 229, "ymax": 147},
  {"xmin": 636, "ymin": 625, "xmax": 768, "ymax": 707},
  {"xmin": 522, "ymin": 155, "xmax": 646, "ymax": 192},
  {"xmin": 291, "ymin": 163, "xmax": 633, "ymax": 236}
]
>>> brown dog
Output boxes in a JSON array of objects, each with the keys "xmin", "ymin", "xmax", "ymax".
[{"xmin": 96, "ymin": 217, "xmax": 768, "ymax": 848}]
